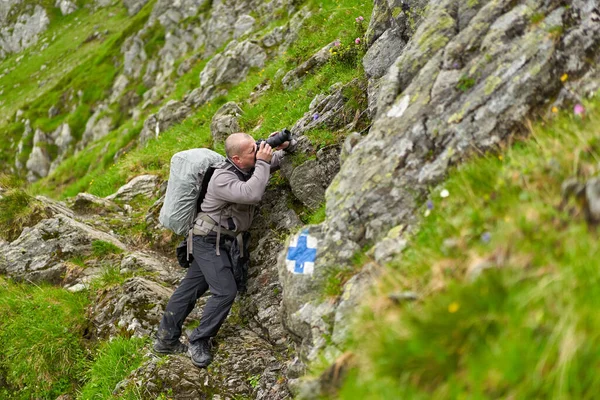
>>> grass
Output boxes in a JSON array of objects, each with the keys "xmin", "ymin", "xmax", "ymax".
[
  {"xmin": 337, "ymin": 98, "xmax": 600, "ymax": 398},
  {"xmin": 0, "ymin": 277, "xmax": 89, "ymax": 399},
  {"xmin": 91, "ymin": 239, "xmax": 123, "ymax": 258},
  {"xmin": 78, "ymin": 336, "xmax": 147, "ymax": 400},
  {"xmin": 0, "ymin": 176, "xmax": 49, "ymax": 241},
  {"xmin": 28, "ymin": 0, "xmax": 372, "ymax": 200}
]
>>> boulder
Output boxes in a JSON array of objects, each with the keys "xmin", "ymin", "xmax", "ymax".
[
  {"xmin": 105, "ymin": 174, "xmax": 160, "ymax": 202},
  {"xmin": 89, "ymin": 277, "xmax": 173, "ymax": 339},
  {"xmin": 0, "ymin": 214, "xmax": 127, "ymax": 284},
  {"xmin": 71, "ymin": 192, "xmax": 123, "ymax": 215},
  {"xmin": 123, "ymin": 0, "xmax": 149, "ymax": 16},
  {"xmin": 322, "ymin": 0, "xmax": 600, "ymax": 273},
  {"xmin": 120, "ymin": 251, "xmax": 184, "ymax": 286},
  {"xmin": 55, "ymin": 0, "xmax": 78, "ymax": 15},
  {"xmin": 122, "ymin": 35, "xmax": 147, "ymax": 79},
  {"xmin": 199, "ymin": 40, "xmax": 267, "ymax": 88},
  {"xmin": 78, "ymin": 108, "xmax": 114, "ymax": 149},
  {"xmin": 0, "ymin": 5, "xmax": 50, "ymax": 59},
  {"xmin": 234, "ymin": 14, "xmax": 255, "ymax": 39},
  {"xmin": 289, "ymin": 146, "xmax": 340, "ymax": 210},
  {"xmin": 210, "ymin": 102, "xmax": 243, "ymax": 144},
  {"xmin": 138, "ymin": 100, "xmax": 191, "ymax": 144},
  {"xmin": 25, "ymin": 146, "xmax": 50, "ymax": 182}
]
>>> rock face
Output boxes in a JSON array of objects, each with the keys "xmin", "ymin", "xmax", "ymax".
[
  {"xmin": 138, "ymin": 101, "xmax": 192, "ymax": 144},
  {"xmin": 274, "ymin": 0, "xmax": 600, "ymax": 377},
  {"xmin": 105, "ymin": 174, "xmax": 160, "ymax": 202},
  {"xmin": 89, "ymin": 277, "xmax": 173, "ymax": 339},
  {"xmin": 0, "ymin": 214, "xmax": 127, "ymax": 284},
  {"xmin": 210, "ymin": 101, "xmax": 243, "ymax": 144},
  {"xmin": 200, "ymin": 40, "xmax": 267, "ymax": 88},
  {"xmin": 0, "ymin": 5, "xmax": 50, "ymax": 59}
]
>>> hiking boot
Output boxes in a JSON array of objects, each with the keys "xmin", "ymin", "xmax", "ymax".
[
  {"xmin": 189, "ymin": 338, "xmax": 212, "ymax": 368},
  {"xmin": 153, "ymin": 339, "xmax": 188, "ymax": 355}
]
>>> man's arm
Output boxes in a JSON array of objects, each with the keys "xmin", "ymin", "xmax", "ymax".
[
  {"xmin": 210, "ymin": 160, "xmax": 271, "ymax": 205},
  {"xmin": 270, "ymin": 138, "xmax": 297, "ymax": 172}
]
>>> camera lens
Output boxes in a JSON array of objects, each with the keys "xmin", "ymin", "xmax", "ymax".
[{"xmin": 265, "ymin": 129, "xmax": 291, "ymax": 148}]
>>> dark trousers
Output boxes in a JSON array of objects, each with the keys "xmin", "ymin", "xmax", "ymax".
[{"xmin": 156, "ymin": 235, "xmax": 237, "ymax": 344}]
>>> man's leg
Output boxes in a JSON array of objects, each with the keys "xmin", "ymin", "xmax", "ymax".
[
  {"xmin": 188, "ymin": 237, "xmax": 237, "ymax": 367},
  {"xmin": 188, "ymin": 238, "xmax": 237, "ymax": 342},
  {"xmin": 155, "ymin": 256, "xmax": 209, "ymax": 348}
]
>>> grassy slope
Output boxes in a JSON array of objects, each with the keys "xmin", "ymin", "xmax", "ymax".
[
  {"xmin": 0, "ymin": 1, "xmax": 139, "ymax": 167},
  {"xmin": 338, "ymin": 97, "xmax": 600, "ymax": 398},
  {"xmin": 31, "ymin": 0, "xmax": 371, "ymax": 200}
]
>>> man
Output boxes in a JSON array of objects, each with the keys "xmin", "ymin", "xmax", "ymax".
[{"xmin": 154, "ymin": 132, "xmax": 293, "ymax": 368}]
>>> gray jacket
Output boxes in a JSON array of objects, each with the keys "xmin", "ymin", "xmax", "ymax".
[{"xmin": 200, "ymin": 150, "xmax": 286, "ymax": 232}]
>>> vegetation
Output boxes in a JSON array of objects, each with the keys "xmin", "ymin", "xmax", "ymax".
[
  {"xmin": 338, "ymin": 98, "xmax": 600, "ymax": 398},
  {"xmin": 78, "ymin": 337, "xmax": 146, "ymax": 400},
  {"xmin": 0, "ymin": 277, "xmax": 89, "ymax": 399},
  {"xmin": 0, "ymin": 175, "xmax": 48, "ymax": 241}
]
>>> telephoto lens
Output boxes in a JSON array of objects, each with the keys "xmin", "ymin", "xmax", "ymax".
[{"xmin": 256, "ymin": 129, "xmax": 292, "ymax": 149}]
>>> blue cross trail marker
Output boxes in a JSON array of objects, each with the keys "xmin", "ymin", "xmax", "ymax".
[{"xmin": 286, "ymin": 229, "xmax": 318, "ymax": 275}]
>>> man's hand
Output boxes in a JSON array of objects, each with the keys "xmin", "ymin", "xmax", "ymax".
[
  {"xmin": 269, "ymin": 131, "xmax": 290, "ymax": 150},
  {"xmin": 256, "ymin": 141, "xmax": 273, "ymax": 163}
]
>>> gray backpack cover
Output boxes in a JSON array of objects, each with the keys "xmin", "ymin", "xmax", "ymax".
[{"xmin": 159, "ymin": 148, "xmax": 225, "ymax": 236}]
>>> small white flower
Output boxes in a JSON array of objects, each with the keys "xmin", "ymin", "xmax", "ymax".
[
  {"xmin": 440, "ymin": 189, "xmax": 450, "ymax": 198},
  {"xmin": 424, "ymin": 209, "xmax": 431, "ymax": 217}
]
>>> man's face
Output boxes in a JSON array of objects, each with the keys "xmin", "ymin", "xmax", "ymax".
[{"xmin": 233, "ymin": 139, "xmax": 257, "ymax": 171}]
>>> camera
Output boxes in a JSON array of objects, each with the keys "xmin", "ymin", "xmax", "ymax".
[{"xmin": 256, "ymin": 128, "xmax": 292, "ymax": 150}]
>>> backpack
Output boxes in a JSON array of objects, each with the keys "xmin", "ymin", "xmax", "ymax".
[{"xmin": 159, "ymin": 148, "xmax": 225, "ymax": 237}]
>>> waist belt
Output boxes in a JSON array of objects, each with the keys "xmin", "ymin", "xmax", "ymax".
[{"xmin": 190, "ymin": 213, "xmax": 244, "ymax": 257}]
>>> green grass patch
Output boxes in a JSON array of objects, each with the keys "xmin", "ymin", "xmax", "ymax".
[
  {"xmin": 0, "ymin": 176, "xmax": 49, "ymax": 241},
  {"xmin": 91, "ymin": 240, "xmax": 123, "ymax": 258},
  {"xmin": 338, "ymin": 98, "xmax": 600, "ymax": 398},
  {"xmin": 78, "ymin": 336, "xmax": 147, "ymax": 400},
  {"xmin": 0, "ymin": 277, "xmax": 89, "ymax": 399}
]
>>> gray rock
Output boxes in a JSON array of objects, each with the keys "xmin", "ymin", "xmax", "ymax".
[
  {"xmin": 35, "ymin": 195, "xmax": 75, "ymax": 219},
  {"xmin": 289, "ymin": 146, "xmax": 340, "ymax": 210},
  {"xmin": 199, "ymin": 40, "xmax": 267, "ymax": 88},
  {"xmin": 210, "ymin": 101, "xmax": 243, "ymax": 144},
  {"xmin": 122, "ymin": 35, "xmax": 147, "ymax": 79},
  {"xmin": 138, "ymin": 100, "xmax": 191, "ymax": 144},
  {"xmin": 123, "ymin": 0, "xmax": 149, "ymax": 16},
  {"xmin": 25, "ymin": 145, "xmax": 50, "ymax": 182},
  {"xmin": 0, "ymin": 6, "xmax": 50, "ymax": 59},
  {"xmin": 48, "ymin": 104, "xmax": 60, "ymax": 118},
  {"xmin": 55, "ymin": 0, "xmax": 78, "ymax": 15},
  {"xmin": 105, "ymin": 174, "xmax": 160, "ymax": 202},
  {"xmin": 120, "ymin": 251, "xmax": 184, "ymax": 286},
  {"xmin": 71, "ymin": 192, "xmax": 123, "ymax": 215},
  {"xmin": 586, "ymin": 177, "xmax": 600, "ymax": 224},
  {"xmin": 339, "ymin": 131, "xmax": 362, "ymax": 165},
  {"xmin": 331, "ymin": 270, "xmax": 376, "ymax": 346},
  {"xmin": 89, "ymin": 277, "xmax": 173, "ymax": 339},
  {"xmin": 234, "ymin": 14, "xmax": 255, "ymax": 39},
  {"xmin": 79, "ymin": 108, "xmax": 114, "ymax": 149},
  {"xmin": 110, "ymin": 74, "xmax": 130, "ymax": 103},
  {"xmin": 0, "ymin": 214, "xmax": 127, "ymax": 284},
  {"xmin": 183, "ymin": 85, "xmax": 228, "ymax": 109},
  {"xmin": 114, "ymin": 325, "xmax": 290, "ymax": 399}
]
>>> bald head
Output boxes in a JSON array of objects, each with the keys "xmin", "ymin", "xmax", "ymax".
[{"xmin": 225, "ymin": 133, "xmax": 254, "ymax": 158}]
